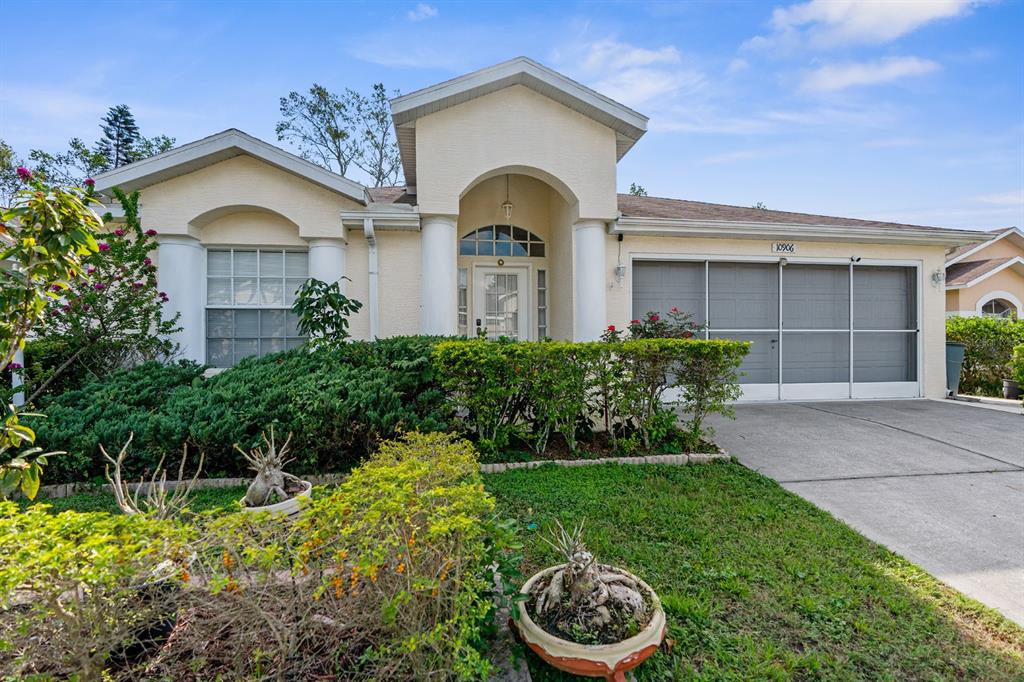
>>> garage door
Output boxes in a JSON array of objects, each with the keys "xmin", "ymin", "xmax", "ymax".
[{"xmin": 632, "ymin": 260, "xmax": 919, "ymax": 401}]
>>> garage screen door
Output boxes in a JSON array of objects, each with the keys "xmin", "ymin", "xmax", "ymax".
[{"xmin": 632, "ymin": 261, "xmax": 919, "ymax": 400}]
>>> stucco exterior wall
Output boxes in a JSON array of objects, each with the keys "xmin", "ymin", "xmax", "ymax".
[
  {"xmin": 199, "ymin": 210, "xmax": 306, "ymax": 247},
  {"xmin": 140, "ymin": 155, "xmax": 360, "ymax": 238},
  {"xmin": 345, "ymin": 232, "xmax": 371, "ymax": 340},
  {"xmin": 605, "ymin": 235, "xmax": 949, "ymax": 399},
  {"xmin": 964, "ymin": 238, "xmax": 1022, "ymax": 261},
  {"xmin": 376, "ymin": 230, "xmax": 422, "ymax": 338},
  {"xmin": 414, "ymin": 85, "xmax": 618, "ymax": 220}
]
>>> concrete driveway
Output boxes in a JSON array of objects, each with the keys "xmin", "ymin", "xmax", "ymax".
[{"xmin": 707, "ymin": 399, "xmax": 1024, "ymax": 625}]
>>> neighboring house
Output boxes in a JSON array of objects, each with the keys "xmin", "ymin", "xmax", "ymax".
[
  {"xmin": 945, "ymin": 227, "xmax": 1024, "ymax": 318},
  {"xmin": 92, "ymin": 57, "xmax": 980, "ymax": 402}
]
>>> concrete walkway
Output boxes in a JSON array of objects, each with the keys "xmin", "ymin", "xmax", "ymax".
[{"xmin": 708, "ymin": 399, "xmax": 1024, "ymax": 626}]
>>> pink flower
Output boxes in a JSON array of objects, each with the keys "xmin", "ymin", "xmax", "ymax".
[
  {"xmin": 98, "ymin": 243, "xmax": 110, "ymax": 251},
  {"xmin": 630, "ymin": 319, "xmax": 640, "ymax": 325},
  {"xmin": 86, "ymin": 266, "xmax": 96, "ymax": 274},
  {"xmin": 16, "ymin": 166, "xmax": 32, "ymax": 181},
  {"xmin": 114, "ymin": 228, "xmax": 126, "ymax": 237},
  {"xmin": 143, "ymin": 257, "xmax": 152, "ymax": 266},
  {"xmin": 94, "ymin": 283, "xmax": 106, "ymax": 290},
  {"xmin": 62, "ymin": 304, "xmax": 71, "ymax": 312},
  {"xmin": 83, "ymin": 178, "xmax": 95, "ymax": 187},
  {"xmin": 606, "ymin": 325, "xmax": 615, "ymax": 331},
  {"xmin": 671, "ymin": 307, "xmax": 679, "ymax": 313},
  {"xmin": 682, "ymin": 331, "xmax": 693, "ymax": 339},
  {"xmin": 649, "ymin": 314, "xmax": 660, "ymax": 322},
  {"xmin": 7, "ymin": 362, "xmax": 22, "ymax": 370},
  {"xmin": 145, "ymin": 229, "xmax": 157, "ymax": 236},
  {"xmin": 133, "ymin": 281, "xmax": 144, "ymax": 288},
  {"xmin": 49, "ymin": 284, "xmax": 62, "ymax": 292}
]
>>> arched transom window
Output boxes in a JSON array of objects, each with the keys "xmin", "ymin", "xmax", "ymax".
[
  {"xmin": 980, "ymin": 298, "xmax": 1015, "ymax": 318},
  {"xmin": 459, "ymin": 225, "xmax": 545, "ymax": 257}
]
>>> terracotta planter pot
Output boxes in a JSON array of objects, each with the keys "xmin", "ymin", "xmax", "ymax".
[
  {"xmin": 514, "ymin": 564, "xmax": 666, "ymax": 682},
  {"xmin": 240, "ymin": 480, "xmax": 312, "ymax": 518}
]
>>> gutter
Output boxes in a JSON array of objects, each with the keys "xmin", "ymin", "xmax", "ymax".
[
  {"xmin": 611, "ymin": 216, "xmax": 983, "ymax": 247},
  {"xmin": 364, "ymin": 218, "xmax": 380, "ymax": 340}
]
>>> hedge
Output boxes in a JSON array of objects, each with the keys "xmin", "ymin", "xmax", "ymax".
[
  {"xmin": 33, "ymin": 336, "xmax": 448, "ymax": 483},
  {"xmin": 1012, "ymin": 344, "xmax": 1024, "ymax": 387},
  {"xmin": 946, "ymin": 316, "xmax": 1024, "ymax": 396},
  {"xmin": 432, "ymin": 338, "xmax": 749, "ymax": 459}
]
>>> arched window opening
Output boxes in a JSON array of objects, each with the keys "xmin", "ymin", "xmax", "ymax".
[
  {"xmin": 980, "ymin": 298, "xmax": 1015, "ymax": 318},
  {"xmin": 459, "ymin": 225, "xmax": 545, "ymax": 257}
]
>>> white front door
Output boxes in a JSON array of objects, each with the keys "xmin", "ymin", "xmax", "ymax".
[{"xmin": 473, "ymin": 266, "xmax": 529, "ymax": 340}]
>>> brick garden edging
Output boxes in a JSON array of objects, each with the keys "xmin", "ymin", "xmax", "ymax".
[
  {"xmin": 478, "ymin": 451, "xmax": 730, "ymax": 474},
  {"xmin": 34, "ymin": 473, "xmax": 347, "ymax": 500}
]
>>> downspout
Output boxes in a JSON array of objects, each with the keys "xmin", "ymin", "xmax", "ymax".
[{"xmin": 364, "ymin": 217, "xmax": 380, "ymax": 339}]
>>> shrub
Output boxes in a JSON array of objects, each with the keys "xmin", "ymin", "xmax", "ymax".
[
  {"xmin": 0, "ymin": 502, "xmax": 193, "ymax": 679},
  {"xmin": 946, "ymin": 316, "xmax": 1024, "ymax": 396},
  {"xmin": 1012, "ymin": 344, "xmax": 1024, "ymax": 386},
  {"xmin": 172, "ymin": 432, "xmax": 509, "ymax": 681},
  {"xmin": 432, "ymin": 338, "xmax": 748, "ymax": 459},
  {"xmin": 33, "ymin": 337, "xmax": 447, "ymax": 483}
]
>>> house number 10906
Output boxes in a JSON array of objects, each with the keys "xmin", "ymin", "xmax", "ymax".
[{"xmin": 771, "ymin": 242, "xmax": 796, "ymax": 254}]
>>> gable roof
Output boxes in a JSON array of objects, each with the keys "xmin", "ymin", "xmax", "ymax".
[
  {"xmin": 615, "ymin": 194, "xmax": 982, "ymax": 245},
  {"xmin": 946, "ymin": 255, "xmax": 1024, "ymax": 288},
  {"xmin": 390, "ymin": 57, "xmax": 649, "ymax": 189},
  {"xmin": 91, "ymin": 129, "xmax": 369, "ymax": 204},
  {"xmin": 945, "ymin": 226, "xmax": 1024, "ymax": 265}
]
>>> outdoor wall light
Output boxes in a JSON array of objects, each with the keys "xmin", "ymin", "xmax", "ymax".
[
  {"xmin": 931, "ymin": 269, "xmax": 946, "ymax": 287},
  {"xmin": 614, "ymin": 263, "xmax": 627, "ymax": 284}
]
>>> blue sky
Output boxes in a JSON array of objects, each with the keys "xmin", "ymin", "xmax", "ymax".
[{"xmin": 2, "ymin": 0, "xmax": 1021, "ymax": 230}]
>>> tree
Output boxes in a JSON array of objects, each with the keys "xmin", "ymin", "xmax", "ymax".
[
  {"xmin": 277, "ymin": 83, "xmax": 403, "ymax": 187},
  {"xmin": 0, "ymin": 167, "xmax": 103, "ymax": 498},
  {"xmin": 352, "ymin": 83, "xmax": 402, "ymax": 187},
  {"xmin": 93, "ymin": 104, "xmax": 141, "ymax": 169},
  {"xmin": 752, "ymin": 201, "xmax": 768, "ymax": 210},
  {"xmin": 277, "ymin": 84, "xmax": 360, "ymax": 176},
  {"xmin": 28, "ymin": 187, "xmax": 181, "ymax": 404},
  {"xmin": 628, "ymin": 183, "xmax": 648, "ymax": 197},
  {"xmin": 0, "ymin": 140, "xmax": 20, "ymax": 208}
]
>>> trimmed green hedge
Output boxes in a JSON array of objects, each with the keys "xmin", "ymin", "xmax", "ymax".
[
  {"xmin": 432, "ymin": 338, "xmax": 749, "ymax": 459},
  {"xmin": 1012, "ymin": 344, "xmax": 1024, "ymax": 387},
  {"xmin": 33, "ymin": 337, "xmax": 447, "ymax": 483},
  {"xmin": 946, "ymin": 316, "xmax": 1024, "ymax": 396}
]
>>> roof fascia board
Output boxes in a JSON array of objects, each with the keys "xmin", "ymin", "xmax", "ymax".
[
  {"xmin": 613, "ymin": 216, "xmax": 982, "ymax": 246},
  {"xmin": 342, "ymin": 210, "xmax": 421, "ymax": 231},
  {"xmin": 948, "ymin": 256, "xmax": 1024, "ymax": 289},
  {"xmin": 93, "ymin": 130, "xmax": 368, "ymax": 205},
  {"xmin": 946, "ymin": 227, "xmax": 1024, "ymax": 266}
]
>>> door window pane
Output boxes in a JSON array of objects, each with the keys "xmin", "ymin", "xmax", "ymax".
[
  {"xmin": 709, "ymin": 263, "xmax": 777, "ymax": 330},
  {"xmin": 632, "ymin": 261, "xmax": 705, "ymax": 325},
  {"xmin": 782, "ymin": 265, "xmax": 849, "ymax": 329},
  {"xmin": 711, "ymin": 332, "xmax": 779, "ymax": 384},
  {"xmin": 782, "ymin": 332, "xmax": 849, "ymax": 383},
  {"xmin": 854, "ymin": 266, "xmax": 916, "ymax": 330}
]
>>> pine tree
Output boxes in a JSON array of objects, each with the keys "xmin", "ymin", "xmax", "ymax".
[{"xmin": 93, "ymin": 105, "xmax": 141, "ymax": 169}]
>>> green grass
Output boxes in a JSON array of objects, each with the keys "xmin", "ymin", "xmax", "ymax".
[{"xmin": 485, "ymin": 462, "xmax": 1024, "ymax": 681}]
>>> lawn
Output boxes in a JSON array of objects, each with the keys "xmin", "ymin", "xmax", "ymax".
[{"xmin": 486, "ymin": 462, "xmax": 1024, "ymax": 681}]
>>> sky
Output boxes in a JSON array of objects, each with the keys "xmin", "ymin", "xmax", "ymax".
[{"xmin": 1, "ymin": 0, "xmax": 1021, "ymax": 231}]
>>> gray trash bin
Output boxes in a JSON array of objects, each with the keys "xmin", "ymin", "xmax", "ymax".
[{"xmin": 946, "ymin": 342, "xmax": 966, "ymax": 396}]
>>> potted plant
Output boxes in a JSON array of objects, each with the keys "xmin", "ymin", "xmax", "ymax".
[
  {"xmin": 236, "ymin": 427, "xmax": 311, "ymax": 517},
  {"xmin": 514, "ymin": 520, "xmax": 666, "ymax": 681}
]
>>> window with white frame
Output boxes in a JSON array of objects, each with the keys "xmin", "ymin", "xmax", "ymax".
[
  {"xmin": 980, "ymin": 298, "xmax": 1014, "ymax": 318},
  {"xmin": 206, "ymin": 249, "xmax": 308, "ymax": 367},
  {"xmin": 537, "ymin": 269, "xmax": 548, "ymax": 338}
]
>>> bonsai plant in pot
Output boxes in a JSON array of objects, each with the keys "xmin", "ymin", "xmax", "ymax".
[
  {"xmin": 236, "ymin": 427, "xmax": 311, "ymax": 517},
  {"xmin": 515, "ymin": 520, "xmax": 666, "ymax": 681}
]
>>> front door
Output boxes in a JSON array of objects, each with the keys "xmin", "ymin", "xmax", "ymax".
[{"xmin": 473, "ymin": 266, "xmax": 529, "ymax": 340}]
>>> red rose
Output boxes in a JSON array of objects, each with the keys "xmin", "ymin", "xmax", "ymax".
[
  {"xmin": 630, "ymin": 319, "xmax": 640, "ymax": 324},
  {"xmin": 607, "ymin": 325, "xmax": 615, "ymax": 331},
  {"xmin": 650, "ymin": 314, "xmax": 660, "ymax": 322},
  {"xmin": 83, "ymin": 178, "xmax": 95, "ymax": 187}
]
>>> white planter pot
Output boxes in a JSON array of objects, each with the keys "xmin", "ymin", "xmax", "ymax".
[
  {"xmin": 240, "ymin": 480, "xmax": 312, "ymax": 518},
  {"xmin": 514, "ymin": 564, "xmax": 666, "ymax": 681}
]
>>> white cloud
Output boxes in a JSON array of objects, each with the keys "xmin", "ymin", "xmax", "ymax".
[
  {"xmin": 800, "ymin": 56, "xmax": 940, "ymax": 92},
  {"xmin": 976, "ymin": 189, "xmax": 1024, "ymax": 205},
  {"xmin": 726, "ymin": 58, "xmax": 749, "ymax": 74},
  {"xmin": 745, "ymin": 0, "xmax": 980, "ymax": 51},
  {"xmin": 406, "ymin": 3, "xmax": 438, "ymax": 22}
]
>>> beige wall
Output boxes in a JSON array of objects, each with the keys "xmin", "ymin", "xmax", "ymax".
[
  {"xmin": 605, "ymin": 235, "xmax": 949, "ymax": 398},
  {"xmin": 966, "ymin": 238, "xmax": 1023, "ymax": 261},
  {"xmin": 199, "ymin": 210, "xmax": 306, "ymax": 247},
  {"xmin": 376, "ymin": 230, "xmax": 422, "ymax": 338},
  {"xmin": 140, "ymin": 155, "xmax": 360, "ymax": 239},
  {"xmin": 414, "ymin": 85, "xmax": 618, "ymax": 220},
  {"xmin": 947, "ymin": 267, "xmax": 1024, "ymax": 315},
  {"xmin": 345, "ymin": 232, "xmax": 371, "ymax": 340}
]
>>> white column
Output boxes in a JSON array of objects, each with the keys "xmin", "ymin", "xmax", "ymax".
[
  {"xmin": 573, "ymin": 220, "xmax": 608, "ymax": 341},
  {"xmin": 157, "ymin": 235, "xmax": 205, "ymax": 363},
  {"xmin": 307, "ymin": 238, "xmax": 347, "ymax": 290},
  {"xmin": 420, "ymin": 215, "xmax": 458, "ymax": 336}
]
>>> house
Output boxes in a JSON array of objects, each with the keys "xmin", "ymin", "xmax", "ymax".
[
  {"xmin": 92, "ymin": 56, "xmax": 982, "ymax": 402},
  {"xmin": 945, "ymin": 227, "xmax": 1024, "ymax": 318}
]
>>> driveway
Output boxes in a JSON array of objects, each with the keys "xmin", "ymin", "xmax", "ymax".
[{"xmin": 707, "ymin": 399, "xmax": 1024, "ymax": 625}]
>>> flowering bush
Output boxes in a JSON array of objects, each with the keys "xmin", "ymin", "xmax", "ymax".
[
  {"xmin": 603, "ymin": 308, "xmax": 705, "ymax": 341},
  {"xmin": 27, "ymin": 187, "xmax": 180, "ymax": 404}
]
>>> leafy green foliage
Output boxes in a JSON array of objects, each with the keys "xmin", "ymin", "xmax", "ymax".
[
  {"xmin": 0, "ymin": 170, "xmax": 103, "ymax": 497},
  {"xmin": 432, "ymin": 338, "xmax": 748, "ymax": 459},
  {"xmin": 1012, "ymin": 343, "xmax": 1024, "ymax": 386},
  {"xmin": 34, "ymin": 337, "xmax": 447, "ymax": 483},
  {"xmin": 291, "ymin": 277, "xmax": 363, "ymax": 349},
  {"xmin": 487, "ymin": 464, "xmax": 1024, "ymax": 681},
  {"xmin": 946, "ymin": 316, "xmax": 1024, "ymax": 396}
]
